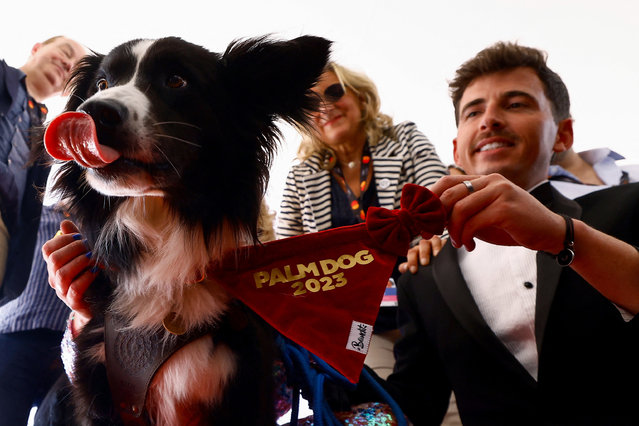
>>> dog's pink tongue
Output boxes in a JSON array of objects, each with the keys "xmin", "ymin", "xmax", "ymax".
[{"xmin": 44, "ymin": 111, "xmax": 121, "ymax": 168}]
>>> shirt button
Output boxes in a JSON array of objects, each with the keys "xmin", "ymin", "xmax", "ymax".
[
  {"xmin": 379, "ymin": 178, "xmax": 391, "ymax": 189},
  {"xmin": 524, "ymin": 281, "xmax": 534, "ymax": 289}
]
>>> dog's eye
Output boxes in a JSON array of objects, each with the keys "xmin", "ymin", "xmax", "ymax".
[
  {"xmin": 166, "ymin": 75, "xmax": 187, "ymax": 89},
  {"xmin": 96, "ymin": 78, "xmax": 109, "ymax": 91}
]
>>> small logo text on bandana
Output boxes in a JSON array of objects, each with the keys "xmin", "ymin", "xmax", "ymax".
[{"xmin": 347, "ymin": 321, "xmax": 373, "ymax": 354}]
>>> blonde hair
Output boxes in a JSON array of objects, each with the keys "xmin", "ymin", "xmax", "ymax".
[
  {"xmin": 257, "ymin": 201, "xmax": 276, "ymax": 242},
  {"xmin": 297, "ymin": 62, "xmax": 394, "ymax": 161}
]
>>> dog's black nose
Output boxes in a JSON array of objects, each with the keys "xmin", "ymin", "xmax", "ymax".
[{"xmin": 80, "ymin": 99, "xmax": 128, "ymax": 129}]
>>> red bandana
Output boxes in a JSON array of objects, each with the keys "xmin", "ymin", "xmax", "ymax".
[{"xmin": 209, "ymin": 184, "xmax": 446, "ymax": 383}]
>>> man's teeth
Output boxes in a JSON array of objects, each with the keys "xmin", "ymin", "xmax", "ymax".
[{"xmin": 478, "ymin": 142, "xmax": 508, "ymax": 152}]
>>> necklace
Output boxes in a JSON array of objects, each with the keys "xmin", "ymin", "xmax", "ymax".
[{"xmin": 330, "ymin": 143, "xmax": 373, "ymax": 222}]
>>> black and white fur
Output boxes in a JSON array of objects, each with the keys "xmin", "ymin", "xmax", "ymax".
[{"xmin": 47, "ymin": 36, "xmax": 330, "ymax": 425}]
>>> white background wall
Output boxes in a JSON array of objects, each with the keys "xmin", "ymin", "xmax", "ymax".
[{"xmin": 4, "ymin": 0, "xmax": 638, "ymax": 211}]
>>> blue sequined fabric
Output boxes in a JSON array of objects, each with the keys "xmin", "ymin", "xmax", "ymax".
[
  {"xmin": 296, "ymin": 402, "xmax": 397, "ymax": 425},
  {"xmin": 273, "ymin": 359, "xmax": 293, "ymax": 418}
]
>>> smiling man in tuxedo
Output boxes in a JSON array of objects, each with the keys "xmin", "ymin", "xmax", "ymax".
[{"xmin": 385, "ymin": 42, "xmax": 639, "ymax": 425}]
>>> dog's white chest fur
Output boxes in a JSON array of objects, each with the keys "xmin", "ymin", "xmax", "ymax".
[
  {"xmin": 94, "ymin": 196, "xmax": 238, "ymax": 425},
  {"xmin": 106, "ymin": 197, "xmax": 232, "ymax": 327}
]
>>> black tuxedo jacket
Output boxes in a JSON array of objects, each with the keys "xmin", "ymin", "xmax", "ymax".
[{"xmin": 386, "ymin": 183, "xmax": 639, "ymax": 425}]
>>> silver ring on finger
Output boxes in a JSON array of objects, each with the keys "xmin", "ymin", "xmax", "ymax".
[{"xmin": 462, "ymin": 180, "xmax": 475, "ymax": 194}]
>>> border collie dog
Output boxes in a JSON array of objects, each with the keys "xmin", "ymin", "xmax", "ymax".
[{"xmin": 46, "ymin": 36, "xmax": 330, "ymax": 425}]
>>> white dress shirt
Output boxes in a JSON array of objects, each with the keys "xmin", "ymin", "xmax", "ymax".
[
  {"xmin": 458, "ymin": 241, "xmax": 540, "ymax": 379},
  {"xmin": 456, "ymin": 178, "xmax": 634, "ymax": 381}
]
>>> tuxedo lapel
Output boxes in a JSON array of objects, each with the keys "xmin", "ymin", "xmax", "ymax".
[
  {"xmin": 433, "ymin": 243, "xmax": 536, "ymax": 382},
  {"xmin": 530, "ymin": 183, "xmax": 582, "ymax": 352}
]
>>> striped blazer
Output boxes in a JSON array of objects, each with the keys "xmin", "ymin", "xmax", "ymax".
[{"xmin": 277, "ymin": 121, "xmax": 447, "ymax": 238}]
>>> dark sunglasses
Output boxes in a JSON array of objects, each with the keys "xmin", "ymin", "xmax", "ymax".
[{"xmin": 321, "ymin": 83, "xmax": 346, "ymax": 103}]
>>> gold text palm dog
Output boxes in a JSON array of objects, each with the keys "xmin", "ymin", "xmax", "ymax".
[{"xmin": 253, "ymin": 250, "xmax": 375, "ymax": 296}]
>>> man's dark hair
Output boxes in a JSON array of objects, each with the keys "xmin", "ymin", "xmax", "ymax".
[{"xmin": 449, "ymin": 42, "xmax": 571, "ymax": 125}]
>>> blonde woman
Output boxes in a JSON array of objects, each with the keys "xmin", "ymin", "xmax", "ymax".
[{"xmin": 277, "ymin": 62, "xmax": 447, "ymax": 379}]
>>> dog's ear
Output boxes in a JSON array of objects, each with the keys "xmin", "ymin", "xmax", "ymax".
[
  {"xmin": 201, "ymin": 36, "xmax": 329, "ymax": 244},
  {"xmin": 221, "ymin": 35, "xmax": 331, "ymax": 128},
  {"xmin": 64, "ymin": 53, "xmax": 104, "ymax": 112}
]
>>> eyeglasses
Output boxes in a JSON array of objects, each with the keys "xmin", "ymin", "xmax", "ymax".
[{"xmin": 321, "ymin": 83, "xmax": 346, "ymax": 103}]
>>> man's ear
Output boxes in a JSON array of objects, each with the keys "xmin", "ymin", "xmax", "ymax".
[
  {"xmin": 453, "ymin": 138, "xmax": 460, "ymax": 165},
  {"xmin": 30, "ymin": 43, "xmax": 42, "ymax": 57},
  {"xmin": 552, "ymin": 118, "xmax": 574, "ymax": 153}
]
